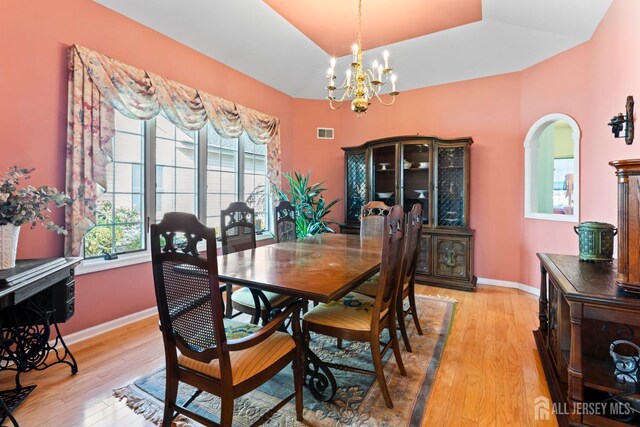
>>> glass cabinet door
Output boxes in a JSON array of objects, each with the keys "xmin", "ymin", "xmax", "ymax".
[
  {"xmin": 436, "ymin": 146, "xmax": 466, "ymax": 227},
  {"xmin": 345, "ymin": 151, "xmax": 367, "ymax": 222},
  {"xmin": 401, "ymin": 143, "xmax": 430, "ymax": 225},
  {"xmin": 372, "ymin": 145, "xmax": 397, "ymax": 206}
]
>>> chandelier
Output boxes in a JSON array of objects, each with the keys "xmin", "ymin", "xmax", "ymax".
[{"xmin": 325, "ymin": 0, "xmax": 399, "ymax": 115}]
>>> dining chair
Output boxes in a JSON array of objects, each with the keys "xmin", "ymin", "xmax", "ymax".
[
  {"xmin": 302, "ymin": 205, "xmax": 407, "ymax": 409},
  {"xmin": 334, "ymin": 200, "xmax": 391, "ymax": 349},
  {"xmin": 150, "ymin": 212, "xmax": 304, "ymax": 427},
  {"xmin": 221, "ymin": 202, "xmax": 295, "ymax": 324},
  {"xmin": 355, "ymin": 203, "xmax": 425, "ymax": 352},
  {"xmin": 274, "ymin": 200, "xmax": 297, "ymax": 243},
  {"xmin": 360, "ymin": 201, "xmax": 392, "ymax": 239}
]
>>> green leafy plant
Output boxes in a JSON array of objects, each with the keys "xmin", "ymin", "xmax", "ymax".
[
  {"xmin": 275, "ymin": 171, "xmax": 340, "ymax": 238},
  {"xmin": 83, "ymin": 201, "xmax": 143, "ymax": 257},
  {"xmin": 0, "ymin": 166, "xmax": 71, "ymax": 234}
]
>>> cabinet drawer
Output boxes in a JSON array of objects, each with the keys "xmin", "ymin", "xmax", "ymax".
[
  {"xmin": 433, "ymin": 236, "xmax": 470, "ymax": 281},
  {"xmin": 415, "ymin": 235, "xmax": 432, "ymax": 276}
]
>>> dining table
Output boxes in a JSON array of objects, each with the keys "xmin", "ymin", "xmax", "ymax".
[{"xmin": 217, "ymin": 233, "xmax": 382, "ymax": 400}]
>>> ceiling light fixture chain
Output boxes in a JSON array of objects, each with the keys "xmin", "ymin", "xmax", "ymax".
[{"xmin": 325, "ymin": 0, "xmax": 399, "ymax": 116}]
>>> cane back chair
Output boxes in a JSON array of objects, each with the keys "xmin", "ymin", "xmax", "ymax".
[
  {"xmin": 302, "ymin": 205, "xmax": 407, "ymax": 408},
  {"xmin": 360, "ymin": 201, "xmax": 392, "ymax": 240},
  {"xmin": 150, "ymin": 212, "xmax": 304, "ymax": 426},
  {"xmin": 274, "ymin": 201, "xmax": 297, "ymax": 243},
  {"xmin": 221, "ymin": 202, "xmax": 295, "ymax": 324},
  {"xmin": 355, "ymin": 203, "xmax": 425, "ymax": 351}
]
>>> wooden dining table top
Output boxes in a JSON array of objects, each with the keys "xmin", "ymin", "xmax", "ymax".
[{"xmin": 217, "ymin": 233, "xmax": 382, "ymax": 303}]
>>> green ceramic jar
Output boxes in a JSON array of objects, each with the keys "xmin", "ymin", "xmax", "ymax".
[{"xmin": 574, "ymin": 222, "xmax": 617, "ymax": 262}]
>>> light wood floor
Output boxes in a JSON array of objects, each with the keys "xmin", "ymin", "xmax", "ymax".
[{"xmin": 0, "ymin": 285, "xmax": 556, "ymax": 426}]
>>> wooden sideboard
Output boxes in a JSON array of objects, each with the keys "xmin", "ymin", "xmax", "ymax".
[{"xmin": 535, "ymin": 253, "xmax": 640, "ymax": 426}]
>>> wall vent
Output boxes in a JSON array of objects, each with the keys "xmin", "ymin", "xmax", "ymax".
[{"xmin": 317, "ymin": 128, "xmax": 334, "ymax": 139}]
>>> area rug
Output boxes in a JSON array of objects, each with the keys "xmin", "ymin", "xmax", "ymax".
[{"xmin": 114, "ymin": 294, "xmax": 456, "ymax": 426}]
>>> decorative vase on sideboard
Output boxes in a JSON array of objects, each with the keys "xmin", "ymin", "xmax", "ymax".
[{"xmin": 0, "ymin": 224, "xmax": 20, "ymax": 270}]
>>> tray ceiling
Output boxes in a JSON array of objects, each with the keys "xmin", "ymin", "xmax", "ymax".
[{"xmin": 93, "ymin": 0, "xmax": 613, "ymax": 99}]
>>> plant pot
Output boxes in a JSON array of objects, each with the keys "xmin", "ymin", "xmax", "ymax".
[{"xmin": 0, "ymin": 224, "xmax": 20, "ymax": 270}]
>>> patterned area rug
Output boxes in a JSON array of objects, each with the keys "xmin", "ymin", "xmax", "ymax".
[{"xmin": 114, "ymin": 294, "xmax": 456, "ymax": 426}]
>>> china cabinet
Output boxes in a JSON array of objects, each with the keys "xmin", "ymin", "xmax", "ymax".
[{"xmin": 341, "ymin": 135, "xmax": 476, "ymax": 291}]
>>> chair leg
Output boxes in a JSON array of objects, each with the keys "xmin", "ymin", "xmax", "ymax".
[
  {"xmin": 370, "ymin": 337, "xmax": 393, "ymax": 408},
  {"xmin": 397, "ymin": 303, "xmax": 413, "ymax": 353},
  {"xmin": 336, "ymin": 338, "xmax": 343, "ymax": 349},
  {"xmin": 293, "ymin": 337, "xmax": 304, "ymax": 421},
  {"xmin": 220, "ymin": 397, "xmax": 234, "ymax": 427},
  {"xmin": 389, "ymin": 317, "xmax": 407, "ymax": 377},
  {"xmin": 162, "ymin": 373, "xmax": 179, "ymax": 427},
  {"xmin": 260, "ymin": 308, "xmax": 270, "ymax": 326},
  {"xmin": 225, "ymin": 285, "xmax": 233, "ymax": 319},
  {"xmin": 408, "ymin": 291, "xmax": 423, "ymax": 335},
  {"xmin": 249, "ymin": 311, "xmax": 260, "ymax": 325}
]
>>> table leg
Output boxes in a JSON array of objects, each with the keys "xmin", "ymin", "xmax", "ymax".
[{"xmin": 302, "ymin": 321, "xmax": 337, "ymax": 401}]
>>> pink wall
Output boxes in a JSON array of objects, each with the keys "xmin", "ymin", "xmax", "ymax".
[
  {"xmin": 518, "ymin": 0, "xmax": 640, "ymax": 287},
  {"xmin": 290, "ymin": 75, "xmax": 524, "ymax": 283},
  {"xmin": 290, "ymin": 0, "xmax": 640, "ymax": 288},
  {"xmin": 0, "ymin": 0, "xmax": 294, "ymax": 334}
]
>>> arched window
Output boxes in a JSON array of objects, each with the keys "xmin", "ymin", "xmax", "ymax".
[{"xmin": 524, "ymin": 113, "xmax": 580, "ymax": 222}]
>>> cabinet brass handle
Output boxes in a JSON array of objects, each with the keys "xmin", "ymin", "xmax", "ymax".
[{"xmin": 445, "ymin": 249, "xmax": 457, "ymax": 267}]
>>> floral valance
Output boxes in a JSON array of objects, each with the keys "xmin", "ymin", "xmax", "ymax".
[{"xmin": 65, "ymin": 44, "xmax": 281, "ymax": 257}]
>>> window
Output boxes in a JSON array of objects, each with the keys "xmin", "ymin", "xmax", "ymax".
[
  {"xmin": 83, "ymin": 111, "xmax": 272, "ymax": 260},
  {"xmin": 243, "ymin": 135, "xmax": 270, "ymax": 233},
  {"xmin": 155, "ymin": 115, "xmax": 198, "ymax": 222},
  {"xmin": 83, "ymin": 113, "xmax": 146, "ymax": 258},
  {"xmin": 524, "ymin": 113, "xmax": 580, "ymax": 222},
  {"xmin": 206, "ymin": 128, "xmax": 238, "ymax": 233}
]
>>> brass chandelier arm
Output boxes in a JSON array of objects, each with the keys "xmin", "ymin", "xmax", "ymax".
[
  {"xmin": 372, "ymin": 91, "xmax": 398, "ymax": 106},
  {"xmin": 328, "ymin": 99, "xmax": 344, "ymax": 110}
]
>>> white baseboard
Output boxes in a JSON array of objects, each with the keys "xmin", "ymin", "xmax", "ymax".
[
  {"xmin": 57, "ymin": 279, "xmax": 538, "ymax": 348},
  {"xmin": 59, "ymin": 306, "xmax": 157, "ymax": 347},
  {"xmin": 477, "ymin": 277, "xmax": 540, "ymax": 297}
]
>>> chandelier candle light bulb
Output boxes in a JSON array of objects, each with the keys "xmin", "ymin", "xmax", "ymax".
[{"xmin": 325, "ymin": 0, "xmax": 399, "ymax": 115}]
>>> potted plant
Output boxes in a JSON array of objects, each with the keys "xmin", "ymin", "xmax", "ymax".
[
  {"xmin": 0, "ymin": 167, "xmax": 71, "ymax": 269},
  {"xmin": 275, "ymin": 171, "xmax": 340, "ymax": 237}
]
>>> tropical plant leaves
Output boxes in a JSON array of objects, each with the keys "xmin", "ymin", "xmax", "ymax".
[{"xmin": 275, "ymin": 170, "xmax": 340, "ymax": 238}]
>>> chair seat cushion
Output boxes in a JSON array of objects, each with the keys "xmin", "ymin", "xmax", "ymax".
[
  {"xmin": 178, "ymin": 322, "xmax": 294, "ymax": 385},
  {"xmin": 231, "ymin": 287, "xmax": 292, "ymax": 311},
  {"xmin": 354, "ymin": 273, "xmax": 409, "ymax": 298},
  {"xmin": 223, "ymin": 318, "xmax": 261, "ymax": 340},
  {"xmin": 303, "ymin": 293, "xmax": 386, "ymax": 332},
  {"xmin": 354, "ymin": 273, "xmax": 380, "ymax": 297}
]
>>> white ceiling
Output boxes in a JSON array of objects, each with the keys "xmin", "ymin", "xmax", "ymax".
[{"xmin": 94, "ymin": 0, "xmax": 613, "ymax": 99}]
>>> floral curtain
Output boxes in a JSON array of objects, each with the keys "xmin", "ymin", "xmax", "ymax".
[{"xmin": 65, "ymin": 44, "xmax": 282, "ymax": 257}]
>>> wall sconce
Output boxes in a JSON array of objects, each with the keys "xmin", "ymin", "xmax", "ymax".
[{"xmin": 608, "ymin": 95, "xmax": 634, "ymax": 145}]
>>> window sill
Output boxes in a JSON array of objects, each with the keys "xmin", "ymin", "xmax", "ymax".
[
  {"xmin": 524, "ymin": 212, "xmax": 579, "ymax": 223},
  {"xmin": 76, "ymin": 251, "xmax": 152, "ymax": 276},
  {"xmin": 77, "ymin": 233, "xmax": 275, "ymax": 276}
]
